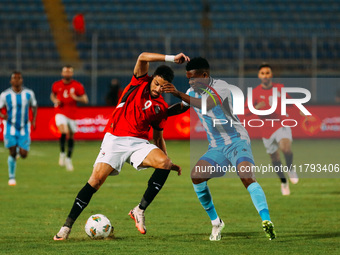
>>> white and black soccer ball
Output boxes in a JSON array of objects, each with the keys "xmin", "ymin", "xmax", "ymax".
[{"xmin": 85, "ymin": 214, "xmax": 112, "ymax": 239}]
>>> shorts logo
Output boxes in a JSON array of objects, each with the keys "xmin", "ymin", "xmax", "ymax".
[{"xmin": 233, "ymin": 149, "xmax": 238, "ymax": 157}]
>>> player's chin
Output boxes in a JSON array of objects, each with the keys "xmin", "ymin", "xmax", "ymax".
[{"xmin": 151, "ymin": 91, "xmax": 160, "ymax": 98}]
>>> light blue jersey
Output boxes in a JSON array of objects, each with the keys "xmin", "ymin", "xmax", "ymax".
[
  {"xmin": 183, "ymin": 77, "xmax": 255, "ymax": 168},
  {"xmin": 183, "ymin": 78, "xmax": 250, "ymax": 147},
  {"xmin": 0, "ymin": 87, "xmax": 37, "ymax": 150}
]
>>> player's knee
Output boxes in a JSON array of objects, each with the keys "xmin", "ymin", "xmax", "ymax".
[
  {"xmin": 20, "ymin": 152, "xmax": 28, "ymax": 159},
  {"xmin": 156, "ymin": 156, "xmax": 172, "ymax": 170},
  {"xmin": 281, "ymin": 147, "xmax": 292, "ymax": 155},
  {"xmin": 270, "ymin": 151, "xmax": 280, "ymax": 162},
  {"xmin": 241, "ymin": 178, "xmax": 256, "ymax": 188}
]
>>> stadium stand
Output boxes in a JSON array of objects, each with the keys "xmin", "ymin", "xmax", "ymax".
[{"xmin": 1, "ymin": 0, "xmax": 340, "ymax": 105}]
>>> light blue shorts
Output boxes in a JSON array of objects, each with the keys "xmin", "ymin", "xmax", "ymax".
[
  {"xmin": 200, "ymin": 139, "xmax": 255, "ymax": 168},
  {"xmin": 4, "ymin": 125, "xmax": 31, "ymax": 151}
]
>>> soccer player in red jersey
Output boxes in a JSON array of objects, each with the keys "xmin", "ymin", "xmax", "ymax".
[
  {"xmin": 50, "ymin": 65, "xmax": 89, "ymax": 171},
  {"xmin": 245, "ymin": 64, "xmax": 299, "ymax": 195},
  {"xmin": 53, "ymin": 52, "xmax": 189, "ymax": 240}
]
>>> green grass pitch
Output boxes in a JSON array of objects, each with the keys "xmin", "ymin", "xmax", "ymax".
[{"xmin": 0, "ymin": 139, "xmax": 339, "ymax": 254}]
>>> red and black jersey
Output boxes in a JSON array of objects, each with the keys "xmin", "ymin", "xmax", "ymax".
[{"xmin": 104, "ymin": 74, "xmax": 168, "ymax": 140}]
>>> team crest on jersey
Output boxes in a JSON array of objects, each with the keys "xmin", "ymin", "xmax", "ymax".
[{"xmin": 154, "ymin": 105, "xmax": 160, "ymax": 114}]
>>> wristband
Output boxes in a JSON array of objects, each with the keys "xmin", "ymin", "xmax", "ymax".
[{"xmin": 165, "ymin": 55, "xmax": 175, "ymax": 62}]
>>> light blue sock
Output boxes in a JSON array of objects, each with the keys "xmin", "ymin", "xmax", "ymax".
[
  {"xmin": 193, "ymin": 181, "xmax": 218, "ymax": 221},
  {"xmin": 247, "ymin": 182, "xmax": 271, "ymax": 221},
  {"xmin": 8, "ymin": 155, "xmax": 16, "ymax": 179}
]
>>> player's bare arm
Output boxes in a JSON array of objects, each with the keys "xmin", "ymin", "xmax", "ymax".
[
  {"xmin": 50, "ymin": 92, "xmax": 61, "ymax": 106},
  {"xmin": 31, "ymin": 106, "xmax": 38, "ymax": 129},
  {"xmin": 167, "ymin": 102, "xmax": 190, "ymax": 116},
  {"xmin": 70, "ymin": 93, "xmax": 89, "ymax": 104},
  {"xmin": 153, "ymin": 129, "xmax": 167, "ymax": 155},
  {"xmin": 133, "ymin": 52, "xmax": 190, "ymax": 78},
  {"xmin": 163, "ymin": 83, "xmax": 219, "ymax": 110},
  {"xmin": 255, "ymin": 101, "xmax": 266, "ymax": 109}
]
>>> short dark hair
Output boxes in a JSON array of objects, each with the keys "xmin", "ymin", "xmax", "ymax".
[
  {"xmin": 153, "ymin": 65, "xmax": 174, "ymax": 83},
  {"xmin": 11, "ymin": 70, "xmax": 21, "ymax": 76},
  {"xmin": 186, "ymin": 57, "xmax": 210, "ymax": 72},
  {"xmin": 258, "ymin": 63, "xmax": 272, "ymax": 71},
  {"xmin": 63, "ymin": 65, "xmax": 73, "ymax": 69}
]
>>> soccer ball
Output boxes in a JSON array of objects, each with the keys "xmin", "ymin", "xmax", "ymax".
[{"xmin": 85, "ymin": 214, "xmax": 112, "ymax": 239}]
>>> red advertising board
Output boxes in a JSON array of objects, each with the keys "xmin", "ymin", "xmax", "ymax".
[
  {"xmin": 0, "ymin": 105, "xmax": 339, "ymax": 141},
  {"xmin": 0, "ymin": 107, "xmax": 190, "ymax": 141}
]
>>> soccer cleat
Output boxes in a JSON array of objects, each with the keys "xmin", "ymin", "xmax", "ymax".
[
  {"xmin": 262, "ymin": 220, "xmax": 276, "ymax": 240},
  {"xmin": 281, "ymin": 182, "xmax": 290, "ymax": 196},
  {"xmin": 287, "ymin": 170, "xmax": 299, "ymax": 184},
  {"xmin": 129, "ymin": 206, "xmax": 146, "ymax": 234},
  {"xmin": 8, "ymin": 179, "xmax": 16, "ymax": 186},
  {"xmin": 53, "ymin": 226, "xmax": 71, "ymax": 241},
  {"xmin": 65, "ymin": 157, "xmax": 74, "ymax": 171},
  {"xmin": 209, "ymin": 219, "xmax": 225, "ymax": 241},
  {"xmin": 59, "ymin": 152, "xmax": 66, "ymax": 166}
]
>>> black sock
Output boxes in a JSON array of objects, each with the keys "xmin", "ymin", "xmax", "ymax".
[
  {"xmin": 67, "ymin": 138, "xmax": 74, "ymax": 158},
  {"xmin": 285, "ymin": 153, "xmax": 293, "ymax": 171},
  {"xmin": 139, "ymin": 168, "xmax": 170, "ymax": 210},
  {"xmin": 64, "ymin": 182, "xmax": 97, "ymax": 228},
  {"xmin": 60, "ymin": 134, "xmax": 66, "ymax": 153},
  {"xmin": 273, "ymin": 161, "xmax": 287, "ymax": 183}
]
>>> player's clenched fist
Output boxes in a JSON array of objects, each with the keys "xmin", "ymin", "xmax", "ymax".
[{"xmin": 174, "ymin": 53, "xmax": 190, "ymax": 64}]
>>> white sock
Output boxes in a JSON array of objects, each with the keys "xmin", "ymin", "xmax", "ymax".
[{"xmin": 211, "ymin": 217, "xmax": 221, "ymax": 226}]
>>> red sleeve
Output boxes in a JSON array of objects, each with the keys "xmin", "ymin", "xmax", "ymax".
[
  {"xmin": 75, "ymin": 82, "xmax": 85, "ymax": 96},
  {"xmin": 130, "ymin": 73, "xmax": 150, "ymax": 85},
  {"xmin": 52, "ymin": 82, "xmax": 58, "ymax": 94},
  {"xmin": 244, "ymin": 86, "xmax": 260, "ymax": 116}
]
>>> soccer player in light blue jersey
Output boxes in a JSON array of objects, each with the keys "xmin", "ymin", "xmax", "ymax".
[
  {"xmin": 164, "ymin": 57, "xmax": 276, "ymax": 241},
  {"xmin": 0, "ymin": 71, "xmax": 37, "ymax": 186}
]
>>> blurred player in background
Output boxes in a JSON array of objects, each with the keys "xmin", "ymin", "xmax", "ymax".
[
  {"xmin": 50, "ymin": 65, "xmax": 89, "ymax": 171},
  {"xmin": 245, "ymin": 63, "xmax": 299, "ymax": 196},
  {"xmin": 53, "ymin": 52, "xmax": 188, "ymax": 241},
  {"xmin": 164, "ymin": 57, "xmax": 276, "ymax": 241},
  {"xmin": 0, "ymin": 71, "xmax": 37, "ymax": 186}
]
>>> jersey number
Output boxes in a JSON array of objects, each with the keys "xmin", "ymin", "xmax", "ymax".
[{"xmin": 142, "ymin": 100, "xmax": 152, "ymax": 110}]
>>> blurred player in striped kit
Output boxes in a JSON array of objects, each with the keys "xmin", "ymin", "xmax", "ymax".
[{"xmin": 0, "ymin": 71, "xmax": 37, "ymax": 186}]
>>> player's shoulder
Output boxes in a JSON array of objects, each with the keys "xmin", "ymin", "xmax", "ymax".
[
  {"xmin": 0, "ymin": 87, "xmax": 13, "ymax": 96},
  {"xmin": 52, "ymin": 79, "xmax": 63, "ymax": 85},
  {"xmin": 211, "ymin": 77, "xmax": 234, "ymax": 98},
  {"xmin": 272, "ymin": 83, "xmax": 284, "ymax": 88},
  {"xmin": 71, "ymin": 79, "xmax": 84, "ymax": 87},
  {"xmin": 22, "ymin": 87, "xmax": 35, "ymax": 95}
]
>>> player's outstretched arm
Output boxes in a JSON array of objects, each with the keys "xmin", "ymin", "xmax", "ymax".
[
  {"xmin": 31, "ymin": 106, "xmax": 37, "ymax": 130},
  {"xmin": 167, "ymin": 103, "xmax": 190, "ymax": 116},
  {"xmin": 133, "ymin": 52, "xmax": 190, "ymax": 78},
  {"xmin": 70, "ymin": 93, "xmax": 89, "ymax": 104},
  {"xmin": 163, "ymin": 83, "xmax": 219, "ymax": 110}
]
